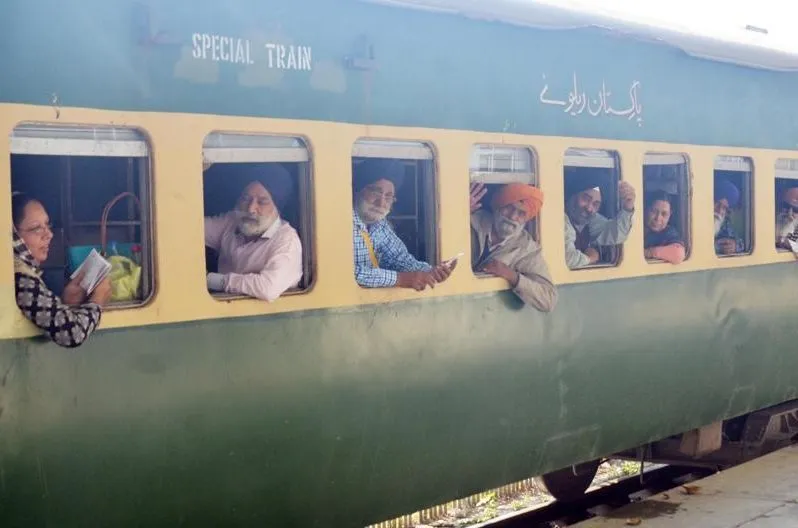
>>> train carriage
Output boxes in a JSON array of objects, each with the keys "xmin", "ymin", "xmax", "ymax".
[{"xmin": 2, "ymin": 0, "xmax": 798, "ymax": 526}]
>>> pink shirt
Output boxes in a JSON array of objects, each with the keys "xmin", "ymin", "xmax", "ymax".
[{"xmin": 204, "ymin": 212, "xmax": 303, "ymax": 301}]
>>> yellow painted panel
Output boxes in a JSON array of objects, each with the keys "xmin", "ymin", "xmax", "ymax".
[{"xmin": 0, "ymin": 103, "xmax": 795, "ymax": 340}]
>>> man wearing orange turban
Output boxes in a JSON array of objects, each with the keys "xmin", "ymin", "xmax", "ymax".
[{"xmin": 469, "ymin": 182, "xmax": 558, "ymax": 312}]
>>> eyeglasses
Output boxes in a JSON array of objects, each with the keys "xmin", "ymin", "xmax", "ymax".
[
  {"xmin": 363, "ymin": 187, "xmax": 397, "ymax": 204},
  {"xmin": 20, "ymin": 223, "xmax": 53, "ymax": 236}
]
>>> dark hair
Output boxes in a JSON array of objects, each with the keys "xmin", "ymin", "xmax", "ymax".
[
  {"xmin": 11, "ymin": 193, "xmax": 40, "ymax": 228},
  {"xmin": 645, "ymin": 191, "xmax": 672, "ymax": 211}
]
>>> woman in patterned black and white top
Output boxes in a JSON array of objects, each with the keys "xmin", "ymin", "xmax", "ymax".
[{"xmin": 12, "ymin": 193, "xmax": 112, "ymax": 348}]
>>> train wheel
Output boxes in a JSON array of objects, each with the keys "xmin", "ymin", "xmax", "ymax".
[{"xmin": 536, "ymin": 459, "xmax": 601, "ymax": 502}]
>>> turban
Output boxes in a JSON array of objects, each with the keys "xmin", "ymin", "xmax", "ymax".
[
  {"xmin": 564, "ymin": 170, "xmax": 603, "ymax": 200},
  {"xmin": 353, "ymin": 158, "xmax": 405, "ymax": 193},
  {"xmin": 491, "ymin": 183, "xmax": 544, "ymax": 219},
  {"xmin": 714, "ymin": 178, "xmax": 740, "ymax": 208},
  {"xmin": 243, "ymin": 163, "xmax": 293, "ymax": 210},
  {"xmin": 782, "ymin": 187, "xmax": 798, "ymax": 208}
]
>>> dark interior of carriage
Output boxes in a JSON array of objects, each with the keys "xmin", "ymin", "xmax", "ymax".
[
  {"xmin": 202, "ymin": 161, "xmax": 313, "ymax": 296},
  {"xmin": 10, "ymin": 153, "xmax": 151, "ymax": 303},
  {"xmin": 643, "ymin": 159, "xmax": 691, "ymax": 261},
  {"xmin": 563, "ymin": 163, "xmax": 621, "ymax": 267},
  {"xmin": 714, "ymin": 168, "xmax": 753, "ymax": 256},
  {"xmin": 351, "ymin": 156, "xmax": 436, "ymax": 265}
]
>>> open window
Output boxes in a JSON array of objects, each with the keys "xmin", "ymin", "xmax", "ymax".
[
  {"xmin": 202, "ymin": 133, "xmax": 313, "ymax": 299},
  {"xmin": 563, "ymin": 148, "xmax": 623, "ymax": 268},
  {"xmin": 775, "ymin": 159, "xmax": 798, "ymax": 252},
  {"xmin": 643, "ymin": 153, "xmax": 691, "ymax": 263},
  {"xmin": 469, "ymin": 144, "xmax": 537, "ymax": 275},
  {"xmin": 351, "ymin": 139, "xmax": 437, "ymax": 266},
  {"xmin": 9, "ymin": 124, "xmax": 154, "ymax": 307},
  {"xmin": 713, "ymin": 156, "xmax": 753, "ymax": 257}
]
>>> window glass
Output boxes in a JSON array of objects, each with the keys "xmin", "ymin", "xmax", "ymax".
[
  {"xmin": 563, "ymin": 148, "xmax": 623, "ymax": 269},
  {"xmin": 643, "ymin": 153, "xmax": 690, "ymax": 264},
  {"xmin": 713, "ymin": 156, "xmax": 753, "ymax": 257},
  {"xmin": 9, "ymin": 124, "xmax": 154, "ymax": 307},
  {"xmin": 202, "ymin": 133, "xmax": 312, "ymax": 300},
  {"xmin": 469, "ymin": 145, "xmax": 537, "ymax": 275},
  {"xmin": 775, "ymin": 158, "xmax": 798, "ymax": 251},
  {"xmin": 351, "ymin": 140, "xmax": 437, "ymax": 287}
]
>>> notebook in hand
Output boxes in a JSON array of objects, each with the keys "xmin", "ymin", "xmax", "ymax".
[{"xmin": 70, "ymin": 249, "xmax": 111, "ymax": 295}]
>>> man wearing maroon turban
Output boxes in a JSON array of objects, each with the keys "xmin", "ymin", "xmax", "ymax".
[{"xmin": 469, "ymin": 182, "xmax": 558, "ymax": 312}]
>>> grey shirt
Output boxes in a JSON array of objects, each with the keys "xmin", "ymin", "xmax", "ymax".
[
  {"xmin": 471, "ymin": 210, "xmax": 558, "ymax": 312},
  {"xmin": 564, "ymin": 209, "xmax": 633, "ymax": 269}
]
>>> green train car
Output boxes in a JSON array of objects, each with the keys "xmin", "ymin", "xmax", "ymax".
[{"xmin": 2, "ymin": 0, "xmax": 798, "ymax": 526}]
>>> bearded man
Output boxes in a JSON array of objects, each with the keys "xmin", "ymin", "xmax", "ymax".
[
  {"xmin": 776, "ymin": 186, "xmax": 798, "ymax": 250},
  {"xmin": 469, "ymin": 182, "xmax": 557, "ymax": 312},
  {"xmin": 204, "ymin": 164, "xmax": 303, "ymax": 301},
  {"xmin": 352, "ymin": 158, "xmax": 453, "ymax": 291}
]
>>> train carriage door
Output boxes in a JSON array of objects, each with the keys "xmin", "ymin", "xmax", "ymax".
[
  {"xmin": 469, "ymin": 144, "xmax": 537, "ymax": 276},
  {"xmin": 351, "ymin": 139, "xmax": 437, "ymax": 265},
  {"xmin": 201, "ymin": 132, "xmax": 314, "ymax": 296},
  {"xmin": 9, "ymin": 124, "xmax": 154, "ymax": 307}
]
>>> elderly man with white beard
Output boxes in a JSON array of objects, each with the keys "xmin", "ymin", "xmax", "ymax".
[
  {"xmin": 204, "ymin": 164, "xmax": 303, "ymax": 301},
  {"xmin": 776, "ymin": 186, "xmax": 798, "ymax": 250},
  {"xmin": 469, "ymin": 182, "xmax": 558, "ymax": 312},
  {"xmin": 352, "ymin": 158, "xmax": 454, "ymax": 291}
]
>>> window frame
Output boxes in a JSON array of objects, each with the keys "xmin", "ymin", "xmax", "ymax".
[
  {"xmin": 564, "ymin": 147, "xmax": 623, "ymax": 270},
  {"xmin": 469, "ymin": 144, "xmax": 538, "ymax": 278},
  {"xmin": 201, "ymin": 131, "xmax": 315, "ymax": 301},
  {"xmin": 713, "ymin": 155, "xmax": 754, "ymax": 258},
  {"xmin": 351, "ymin": 138, "xmax": 439, "ymax": 271},
  {"xmin": 9, "ymin": 123, "xmax": 155, "ymax": 309},
  {"xmin": 642, "ymin": 152, "xmax": 692, "ymax": 264}
]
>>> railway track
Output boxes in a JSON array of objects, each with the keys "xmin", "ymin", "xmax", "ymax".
[{"xmin": 486, "ymin": 465, "xmax": 715, "ymax": 528}]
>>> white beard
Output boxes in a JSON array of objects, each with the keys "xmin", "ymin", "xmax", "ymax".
[
  {"xmin": 777, "ymin": 214, "xmax": 798, "ymax": 240},
  {"xmin": 357, "ymin": 199, "xmax": 389, "ymax": 224},
  {"xmin": 237, "ymin": 210, "xmax": 277, "ymax": 237},
  {"xmin": 493, "ymin": 215, "xmax": 523, "ymax": 240}
]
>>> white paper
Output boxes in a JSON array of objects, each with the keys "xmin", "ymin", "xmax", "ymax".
[{"xmin": 70, "ymin": 249, "xmax": 111, "ymax": 294}]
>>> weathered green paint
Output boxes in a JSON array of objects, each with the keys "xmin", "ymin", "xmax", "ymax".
[
  {"xmin": 2, "ymin": 0, "xmax": 798, "ymax": 149},
  {"xmin": 2, "ymin": 263, "xmax": 797, "ymax": 527}
]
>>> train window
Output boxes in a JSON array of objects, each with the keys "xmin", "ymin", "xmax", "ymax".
[
  {"xmin": 9, "ymin": 124, "xmax": 154, "ymax": 308},
  {"xmin": 202, "ymin": 133, "xmax": 313, "ymax": 301},
  {"xmin": 351, "ymin": 139, "xmax": 437, "ymax": 288},
  {"xmin": 469, "ymin": 144, "xmax": 537, "ymax": 276},
  {"xmin": 713, "ymin": 156, "xmax": 754, "ymax": 257},
  {"xmin": 643, "ymin": 153, "xmax": 691, "ymax": 264},
  {"xmin": 775, "ymin": 158, "xmax": 798, "ymax": 252},
  {"xmin": 563, "ymin": 148, "xmax": 626, "ymax": 269}
]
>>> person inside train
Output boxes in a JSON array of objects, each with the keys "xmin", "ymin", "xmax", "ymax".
[
  {"xmin": 352, "ymin": 158, "xmax": 454, "ymax": 291},
  {"xmin": 469, "ymin": 182, "xmax": 558, "ymax": 312},
  {"xmin": 11, "ymin": 192, "xmax": 112, "ymax": 348},
  {"xmin": 713, "ymin": 178, "xmax": 745, "ymax": 256},
  {"xmin": 564, "ymin": 177, "xmax": 636, "ymax": 269},
  {"xmin": 204, "ymin": 164, "xmax": 303, "ymax": 301},
  {"xmin": 776, "ymin": 185, "xmax": 798, "ymax": 250},
  {"xmin": 643, "ymin": 191, "xmax": 685, "ymax": 264}
]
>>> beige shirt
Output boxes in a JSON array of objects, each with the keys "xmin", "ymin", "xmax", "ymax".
[{"xmin": 470, "ymin": 210, "xmax": 558, "ymax": 312}]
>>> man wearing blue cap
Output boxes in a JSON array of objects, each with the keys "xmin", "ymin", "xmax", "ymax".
[
  {"xmin": 352, "ymin": 158, "xmax": 454, "ymax": 291},
  {"xmin": 714, "ymin": 178, "xmax": 744, "ymax": 255}
]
